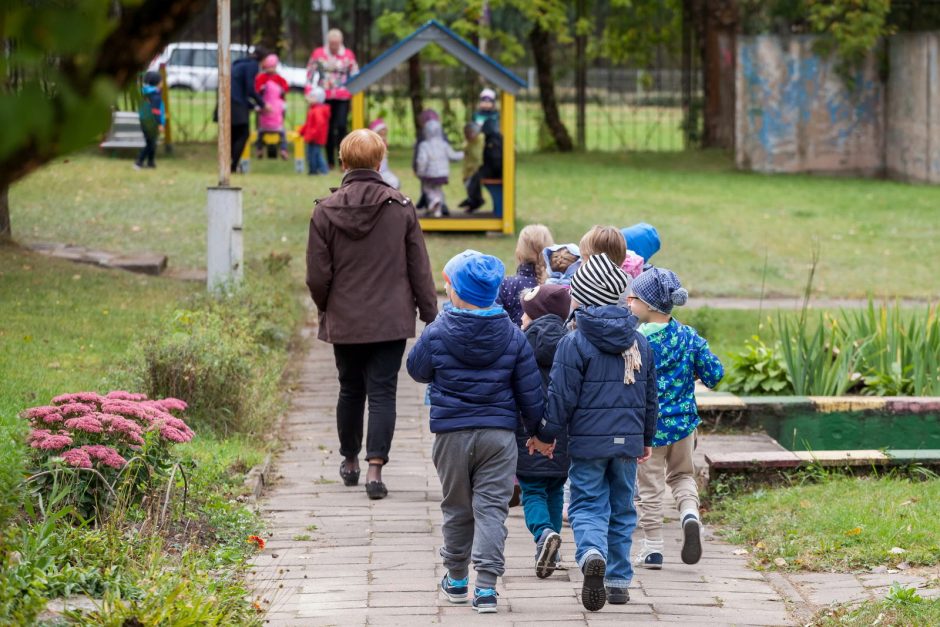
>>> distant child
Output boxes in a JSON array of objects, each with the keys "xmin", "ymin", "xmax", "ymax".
[
  {"xmin": 254, "ymin": 54, "xmax": 289, "ymax": 159},
  {"xmin": 516, "ymin": 284, "xmax": 571, "ymax": 579},
  {"xmin": 620, "ymin": 223, "xmax": 661, "ymax": 278},
  {"xmin": 497, "ymin": 224, "xmax": 555, "ymax": 326},
  {"xmin": 415, "ymin": 119, "xmax": 463, "ymax": 217},
  {"xmin": 299, "ymin": 87, "xmax": 330, "ymax": 175},
  {"xmin": 457, "ymin": 122, "xmax": 483, "ymax": 209},
  {"xmin": 542, "ymin": 243, "xmax": 581, "ymax": 286},
  {"xmin": 473, "ymin": 88, "xmax": 500, "ymax": 128},
  {"xmin": 628, "ymin": 268, "xmax": 724, "ymax": 570},
  {"xmin": 580, "ymin": 225, "xmax": 630, "ymax": 302},
  {"xmin": 413, "ymin": 108, "xmax": 441, "ymax": 210},
  {"xmin": 462, "ymin": 118, "xmax": 503, "ymax": 214},
  {"xmin": 407, "ymin": 252, "xmax": 544, "ymax": 614},
  {"xmin": 529, "ymin": 253, "xmax": 658, "ymax": 612},
  {"xmin": 369, "ymin": 118, "xmax": 400, "ymax": 189},
  {"xmin": 135, "ymin": 71, "xmax": 165, "ymax": 170}
]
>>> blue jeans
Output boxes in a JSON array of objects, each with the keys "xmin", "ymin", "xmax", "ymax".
[
  {"xmin": 306, "ymin": 143, "xmax": 328, "ymax": 174},
  {"xmin": 568, "ymin": 456, "xmax": 638, "ymax": 589},
  {"xmin": 518, "ymin": 475, "xmax": 567, "ymax": 542}
]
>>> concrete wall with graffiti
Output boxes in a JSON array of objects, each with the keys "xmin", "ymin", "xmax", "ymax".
[
  {"xmin": 737, "ymin": 32, "xmax": 940, "ymax": 184},
  {"xmin": 885, "ymin": 32, "xmax": 940, "ymax": 183},
  {"xmin": 735, "ymin": 35, "xmax": 884, "ymax": 175}
]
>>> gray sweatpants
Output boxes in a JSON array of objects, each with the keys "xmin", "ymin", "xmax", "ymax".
[{"xmin": 432, "ymin": 429, "xmax": 517, "ymax": 589}]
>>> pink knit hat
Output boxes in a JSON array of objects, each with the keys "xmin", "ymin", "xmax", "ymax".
[
  {"xmin": 369, "ymin": 118, "xmax": 387, "ymax": 133},
  {"xmin": 261, "ymin": 54, "xmax": 279, "ymax": 69}
]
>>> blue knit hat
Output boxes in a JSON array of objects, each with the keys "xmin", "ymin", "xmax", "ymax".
[
  {"xmin": 449, "ymin": 253, "xmax": 505, "ymax": 308},
  {"xmin": 620, "ymin": 223, "xmax": 661, "ymax": 262},
  {"xmin": 631, "ymin": 267, "xmax": 688, "ymax": 314},
  {"xmin": 442, "ymin": 249, "xmax": 483, "ymax": 284}
]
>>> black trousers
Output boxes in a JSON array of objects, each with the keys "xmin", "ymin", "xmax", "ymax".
[
  {"xmin": 136, "ymin": 133, "xmax": 157, "ymax": 167},
  {"xmin": 333, "ymin": 339, "xmax": 406, "ymax": 464},
  {"xmin": 325, "ymin": 99, "xmax": 350, "ymax": 167},
  {"xmin": 231, "ymin": 122, "xmax": 251, "ymax": 172}
]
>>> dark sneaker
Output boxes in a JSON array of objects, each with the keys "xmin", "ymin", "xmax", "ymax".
[
  {"xmin": 606, "ymin": 587, "xmax": 629, "ymax": 605},
  {"xmin": 681, "ymin": 514, "xmax": 703, "ymax": 565},
  {"xmin": 439, "ymin": 574, "xmax": 469, "ymax": 603},
  {"xmin": 581, "ymin": 555, "xmax": 607, "ymax": 612},
  {"xmin": 472, "ymin": 587, "xmax": 498, "ymax": 613},
  {"xmin": 535, "ymin": 529, "xmax": 562, "ymax": 579}
]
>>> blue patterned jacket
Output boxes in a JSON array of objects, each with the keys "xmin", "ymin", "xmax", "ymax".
[{"xmin": 644, "ymin": 319, "xmax": 724, "ymax": 446}]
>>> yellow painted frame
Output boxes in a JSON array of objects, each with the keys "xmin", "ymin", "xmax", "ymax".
[{"xmin": 349, "ymin": 90, "xmax": 517, "ymax": 235}]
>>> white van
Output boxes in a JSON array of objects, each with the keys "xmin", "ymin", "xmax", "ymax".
[{"xmin": 149, "ymin": 43, "xmax": 308, "ymax": 92}]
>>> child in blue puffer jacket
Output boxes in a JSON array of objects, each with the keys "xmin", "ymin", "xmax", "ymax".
[
  {"xmin": 516, "ymin": 283, "xmax": 571, "ymax": 580},
  {"xmin": 628, "ymin": 268, "xmax": 724, "ymax": 571},
  {"xmin": 529, "ymin": 253, "xmax": 659, "ymax": 612},
  {"xmin": 407, "ymin": 251, "xmax": 543, "ymax": 615}
]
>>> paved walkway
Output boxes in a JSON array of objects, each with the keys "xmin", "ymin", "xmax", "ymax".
[{"xmin": 249, "ymin": 333, "xmax": 808, "ymax": 626}]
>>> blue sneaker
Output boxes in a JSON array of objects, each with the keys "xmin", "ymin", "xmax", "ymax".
[
  {"xmin": 472, "ymin": 587, "xmax": 498, "ymax": 613},
  {"xmin": 439, "ymin": 574, "xmax": 469, "ymax": 603}
]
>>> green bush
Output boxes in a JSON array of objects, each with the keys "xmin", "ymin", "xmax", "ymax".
[
  {"xmin": 721, "ymin": 336, "xmax": 792, "ymax": 395},
  {"xmin": 140, "ymin": 261, "xmax": 302, "ymax": 435},
  {"xmin": 0, "ymin": 421, "xmax": 25, "ymax": 531}
]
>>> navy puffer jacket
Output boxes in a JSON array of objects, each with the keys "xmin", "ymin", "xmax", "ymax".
[
  {"xmin": 536, "ymin": 306, "xmax": 659, "ymax": 459},
  {"xmin": 407, "ymin": 308, "xmax": 544, "ymax": 434},
  {"xmin": 516, "ymin": 315, "xmax": 570, "ymax": 478}
]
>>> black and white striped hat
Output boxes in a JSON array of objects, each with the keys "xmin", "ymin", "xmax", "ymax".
[{"xmin": 569, "ymin": 253, "xmax": 630, "ymax": 307}]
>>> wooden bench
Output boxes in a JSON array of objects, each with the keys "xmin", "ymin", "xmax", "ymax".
[{"xmin": 480, "ymin": 178, "xmax": 503, "ymax": 218}]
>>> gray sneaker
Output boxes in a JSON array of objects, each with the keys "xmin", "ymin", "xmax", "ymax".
[{"xmin": 535, "ymin": 529, "xmax": 562, "ymax": 579}]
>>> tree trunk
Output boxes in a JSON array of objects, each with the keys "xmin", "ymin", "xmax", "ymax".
[
  {"xmin": 529, "ymin": 22, "xmax": 574, "ymax": 152},
  {"xmin": 702, "ymin": 0, "xmax": 737, "ymax": 149},
  {"xmin": 256, "ymin": 0, "xmax": 282, "ymax": 55},
  {"xmin": 0, "ymin": 184, "xmax": 10, "ymax": 243},
  {"xmin": 575, "ymin": 0, "xmax": 587, "ymax": 150},
  {"xmin": 408, "ymin": 54, "xmax": 424, "ymax": 138}
]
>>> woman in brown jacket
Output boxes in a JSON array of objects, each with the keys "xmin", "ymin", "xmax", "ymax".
[{"xmin": 307, "ymin": 129, "xmax": 438, "ymax": 499}]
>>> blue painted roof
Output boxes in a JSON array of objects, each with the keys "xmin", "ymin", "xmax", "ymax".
[{"xmin": 345, "ymin": 19, "xmax": 527, "ymax": 95}]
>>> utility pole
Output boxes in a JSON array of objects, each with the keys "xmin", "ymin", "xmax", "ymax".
[{"xmin": 206, "ymin": 0, "xmax": 243, "ymax": 290}]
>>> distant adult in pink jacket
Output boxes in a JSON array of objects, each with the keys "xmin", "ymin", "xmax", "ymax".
[{"xmin": 306, "ymin": 28, "xmax": 359, "ymax": 168}]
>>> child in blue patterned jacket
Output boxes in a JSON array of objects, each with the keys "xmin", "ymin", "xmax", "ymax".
[{"xmin": 627, "ymin": 268, "xmax": 724, "ymax": 570}]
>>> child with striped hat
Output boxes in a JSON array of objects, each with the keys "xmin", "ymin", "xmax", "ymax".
[{"xmin": 528, "ymin": 253, "xmax": 659, "ymax": 612}]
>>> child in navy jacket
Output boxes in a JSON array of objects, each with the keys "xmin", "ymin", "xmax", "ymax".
[
  {"xmin": 516, "ymin": 283, "xmax": 571, "ymax": 579},
  {"xmin": 407, "ymin": 251, "xmax": 543, "ymax": 614},
  {"xmin": 529, "ymin": 253, "xmax": 658, "ymax": 612}
]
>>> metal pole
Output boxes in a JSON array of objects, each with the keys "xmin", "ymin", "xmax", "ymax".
[
  {"xmin": 321, "ymin": 11, "xmax": 329, "ymax": 49},
  {"xmin": 217, "ymin": 0, "xmax": 232, "ymax": 186}
]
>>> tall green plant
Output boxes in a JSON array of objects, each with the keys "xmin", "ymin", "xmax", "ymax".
[{"xmin": 775, "ymin": 312, "xmax": 866, "ymax": 396}]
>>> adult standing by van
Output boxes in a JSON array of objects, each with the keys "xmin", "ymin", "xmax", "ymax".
[{"xmin": 306, "ymin": 29, "xmax": 359, "ymax": 169}]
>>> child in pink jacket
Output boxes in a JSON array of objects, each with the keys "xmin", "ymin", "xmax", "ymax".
[{"xmin": 254, "ymin": 54, "xmax": 289, "ymax": 160}]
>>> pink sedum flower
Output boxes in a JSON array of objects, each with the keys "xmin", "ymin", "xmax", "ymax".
[
  {"xmin": 58, "ymin": 402, "xmax": 95, "ymax": 416},
  {"xmin": 61, "ymin": 447, "xmax": 93, "ymax": 469},
  {"xmin": 105, "ymin": 391, "xmax": 148, "ymax": 402},
  {"xmin": 23, "ymin": 406, "xmax": 59, "ymax": 420},
  {"xmin": 149, "ymin": 398, "xmax": 188, "ymax": 413},
  {"xmin": 63, "ymin": 415, "xmax": 104, "ymax": 434},
  {"xmin": 52, "ymin": 392, "xmax": 102, "ymax": 405},
  {"xmin": 34, "ymin": 433, "xmax": 74, "ymax": 451},
  {"xmin": 83, "ymin": 445, "xmax": 127, "ymax": 469},
  {"xmin": 159, "ymin": 426, "xmax": 193, "ymax": 443}
]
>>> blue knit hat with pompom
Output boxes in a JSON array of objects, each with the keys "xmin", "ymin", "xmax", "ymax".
[{"xmin": 630, "ymin": 267, "xmax": 688, "ymax": 314}]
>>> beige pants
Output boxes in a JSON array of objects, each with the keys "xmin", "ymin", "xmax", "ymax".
[{"xmin": 636, "ymin": 432, "xmax": 699, "ymax": 541}]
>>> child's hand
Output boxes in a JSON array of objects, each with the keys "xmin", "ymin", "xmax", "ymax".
[
  {"xmin": 637, "ymin": 446, "xmax": 652, "ymax": 463},
  {"xmin": 526, "ymin": 436, "xmax": 555, "ymax": 459}
]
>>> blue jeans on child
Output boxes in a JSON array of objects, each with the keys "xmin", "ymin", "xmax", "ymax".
[
  {"xmin": 568, "ymin": 456, "xmax": 638, "ymax": 589},
  {"xmin": 517, "ymin": 476, "xmax": 567, "ymax": 541},
  {"xmin": 306, "ymin": 143, "xmax": 328, "ymax": 174}
]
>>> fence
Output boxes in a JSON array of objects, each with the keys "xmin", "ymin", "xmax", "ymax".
[{"xmin": 146, "ymin": 62, "xmax": 698, "ymax": 153}]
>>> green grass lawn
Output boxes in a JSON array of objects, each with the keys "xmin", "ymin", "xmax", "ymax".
[
  {"xmin": 709, "ymin": 475, "xmax": 940, "ymax": 572},
  {"xmin": 814, "ymin": 595, "xmax": 940, "ymax": 626},
  {"xmin": 10, "ymin": 145, "xmax": 940, "ymax": 300}
]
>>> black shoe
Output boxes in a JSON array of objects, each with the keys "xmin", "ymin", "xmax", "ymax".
[
  {"xmin": 339, "ymin": 460, "xmax": 360, "ymax": 487},
  {"xmin": 365, "ymin": 481, "xmax": 387, "ymax": 500},
  {"xmin": 535, "ymin": 529, "xmax": 561, "ymax": 579},
  {"xmin": 606, "ymin": 587, "xmax": 629, "ymax": 605},
  {"xmin": 581, "ymin": 555, "xmax": 607, "ymax": 612},
  {"xmin": 681, "ymin": 514, "xmax": 703, "ymax": 565}
]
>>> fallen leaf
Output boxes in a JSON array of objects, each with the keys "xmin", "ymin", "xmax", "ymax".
[
  {"xmin": 889, "ymin": 547, "xmax": 907, "ymax": 554},
  {"xmin": 755, "ymin": 541, "xmax": 767, "ymax": 550},
  {"xmin": 733, "ymin": 548, "xmax": 749, "ymax": 556},
  {"xmin": 900, "ymin": 498, "xmax": 918, "ymax": 506},
  {"xmin": 845, "ymin": 527, "xmax": 863, "ymax": 536},
  {"xmin": 72, "ymin": 274, "xmax": 81, "ymax": 280},
  {"xmin": 131, "ymin": 225, "xmax": 142, "ymax": 232},
  {"xmin": 774, "ymin": 557, "xmax": 788, "ymax": 567}
]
